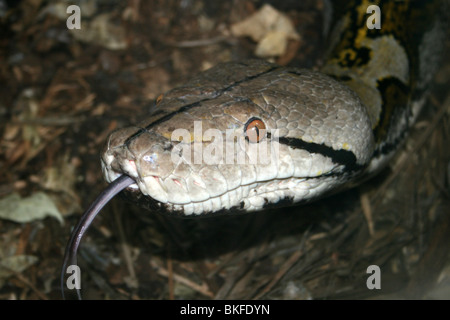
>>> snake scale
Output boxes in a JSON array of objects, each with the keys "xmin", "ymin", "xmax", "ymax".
[{"xmin": 61, "ymin": 0, "xmax": 447, "ymax": 298}]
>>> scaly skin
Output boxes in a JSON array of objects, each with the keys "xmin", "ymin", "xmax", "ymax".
[{"xmin": 101, "ymin": 1, "xmax": 445, "ymax": 215}]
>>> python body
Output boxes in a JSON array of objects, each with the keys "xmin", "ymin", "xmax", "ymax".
[
  {"xmin": 101, "ymin": 1, "xmax": 445, "ymax": 216},
  {"xmin": 61, "ymin": 1, "xmax": 446, "ymax": 297}
]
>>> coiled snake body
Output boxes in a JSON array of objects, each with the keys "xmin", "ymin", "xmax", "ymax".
[{"xmin": 62, "ymin": 0, "xmax": 446, "ymax": 298}]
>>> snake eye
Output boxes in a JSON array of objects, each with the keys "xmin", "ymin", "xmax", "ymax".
[{"xmin": 245, "ymin": 117, "xmax": 266, "ymax": 143}]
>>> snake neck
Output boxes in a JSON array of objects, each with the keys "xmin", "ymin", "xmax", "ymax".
[{"xmin": 321, "ymin": 0, "xmax": 446, "ymax": 173}]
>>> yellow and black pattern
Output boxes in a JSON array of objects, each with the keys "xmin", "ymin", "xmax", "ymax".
[{"xmin": 322, "ymin": 0, "xmax": 446, "ymax": 171}]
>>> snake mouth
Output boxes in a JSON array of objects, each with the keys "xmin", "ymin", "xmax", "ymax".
[
  {"xmin": 106, "ymin": 169, "xmax": 140, "ymax": 190},
  {"xmin": 101, "ymin": 154, "xmax": 348, "ymax": 216},
  {"xmin": 108, "ymin": 168, "xmax": 338, "ymax": 217}
]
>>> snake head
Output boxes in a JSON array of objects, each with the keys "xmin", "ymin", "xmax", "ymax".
[
  {"xmin": 100, "ymin": 62, "xmax": 376, "ymax": 216},
  {"xmin": 100, "ymin": 115, "xmax": 281, "ymax": 215},
  {"xmin": 102, "ymin": 125, "xmax": 178, "ymax": 204}
]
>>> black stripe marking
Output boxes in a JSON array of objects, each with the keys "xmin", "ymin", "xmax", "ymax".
[
  {"xmin": 262, "ymin": 196, "xmax": 295, "ymax": 210},
  {"xmin": 372, "ymin": 76, "xmax": 410, "ymax": 144},
  {"xmin": 328, "ymin": 74, "xmax": 352, "ymax": 82},
  {"xmin": 275, "ymin": 135, "xmax": 362, "ymax": 172},
  {"xmin": 287, "ymin": 70, "xmax": 304, "ymax": 76},
  {"xmin": 372, "ymin": 128, "xmax": 408, "ymax": 159},
  {"xmin": 124, "ymin": 101, "xmax": 203, "ymax": 145},
  {"xmin": 124, "ymin": 66, "xmax": 281, "ymax": 145}
]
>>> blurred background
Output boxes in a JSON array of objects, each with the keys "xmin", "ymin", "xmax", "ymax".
[{"xmin": 0, "ymin": 0, "xmax": 449, "ymax": 299}]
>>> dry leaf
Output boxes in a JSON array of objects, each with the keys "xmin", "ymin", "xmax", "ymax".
[
  {"xmin": 231, "ymin": 4, "xmax": 300, "ymax": 58},
  {"xmin": 0, "ymin": 192, "xmax": 63, "ymax": 224}
]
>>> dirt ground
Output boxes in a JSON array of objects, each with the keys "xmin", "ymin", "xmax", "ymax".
[{"xmin": 0, "ymin": 0, "xmax": 449, "ymax": 300}]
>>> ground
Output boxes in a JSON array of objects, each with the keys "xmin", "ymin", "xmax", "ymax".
[{"xmin": 0, "ymin": 0, "xmax": 449, "ymax": 300}]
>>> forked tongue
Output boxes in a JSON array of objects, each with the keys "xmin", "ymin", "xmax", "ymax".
[{"xmin": 60, "ymin": 174, "xmax": 135, "ymax": 300}]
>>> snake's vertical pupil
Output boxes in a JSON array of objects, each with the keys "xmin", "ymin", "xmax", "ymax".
[{"xmin": 245, "ymin": 118, "xmax": 266, "ymax": 143}]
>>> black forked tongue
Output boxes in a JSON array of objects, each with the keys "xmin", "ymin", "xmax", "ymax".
[{"xmin": 60, "ymin": 175, "xmax": 135, "ymax": 300}]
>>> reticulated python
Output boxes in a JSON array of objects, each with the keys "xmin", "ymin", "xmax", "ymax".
[{"xmin": 61, "ymin": 0, "xmax": 446, "ymax": 298}]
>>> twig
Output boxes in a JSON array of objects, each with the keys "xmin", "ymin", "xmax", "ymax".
[
  {"xmin": 168, "ymin": 36, "xmax": 230, "ymax": 48},
  {"xmin": 150, "ymin": 260, "xmax": 214, "ymax": 298},
  {"xmin": 167, "ymin": 251, "xmax": 174, "ymax": 300},
  {"xmin": 113, "ymin": 205, "xmax": 138, "ymax": 289},
  {"xmin": 253, "ymin": 248, "xmax": 303, "ymax": 300},
  {"xmin": 360, "ymin": 192, "xmax": 374, "ymax": 236},
  {"xmin": 11, "ymin": 116, "xmax": 87, "ymax": 126},
  {"xmin": 0, "ymin": 265, "xmax": 48, "ymax": 300}
]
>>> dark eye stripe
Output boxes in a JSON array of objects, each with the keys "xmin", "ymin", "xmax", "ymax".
[{"xmin": 271, "ymin": 134, "xmax": 363, "ymax": 173}]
